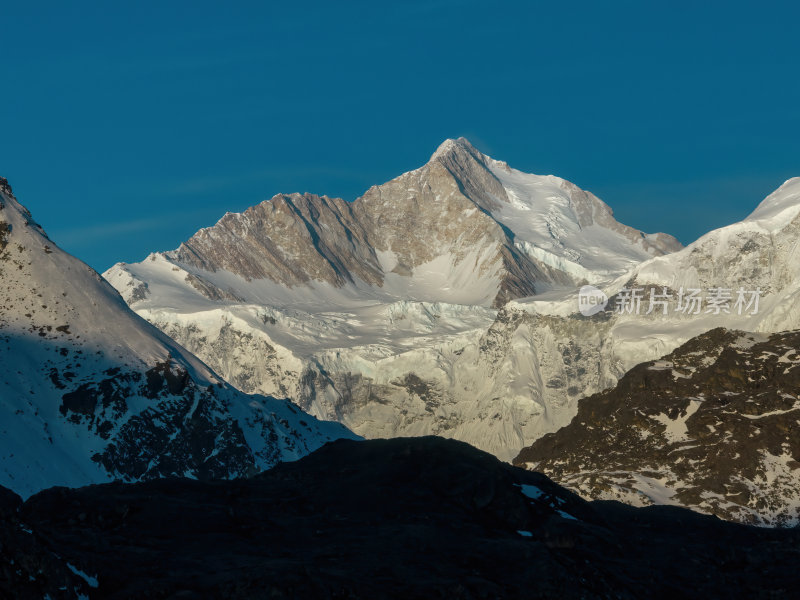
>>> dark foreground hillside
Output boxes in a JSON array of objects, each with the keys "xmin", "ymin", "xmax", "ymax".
[{"xmin": 2, "ymin": 437, "xmax": 799, "ymax": 599}]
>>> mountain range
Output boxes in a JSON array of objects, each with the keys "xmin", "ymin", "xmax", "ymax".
[
  {"xmin": 104, "ymin": 138, "xmax": 684, "ymax": 460},
  {"xmin": 104, "ymin": 140, "xmax": 800, "ymax": 470},
  {"xmin": 3, "ymin": 137, "xmax": 800, "ymax": 530}
]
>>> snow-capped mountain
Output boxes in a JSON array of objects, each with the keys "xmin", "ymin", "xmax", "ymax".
[
  {"xmin": 108, "ymin": 137, "xmax": 680, "ymax": 310},
  {"xmin": 0, "ymin": 177, "xmax": 356, "ymax": 499},
  {"xmin": 514, "ymin": 327, "xmax": 800, "ymax": 526},
  {"xmin": 622, "ymin": 176, "xmax": 800, "ymax": 330},
  {"xmin": 104, "ymin": 139, "xmax": 680, "ymax": 460}
]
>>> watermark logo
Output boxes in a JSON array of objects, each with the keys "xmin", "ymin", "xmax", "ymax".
[
  {"xmin": 578, "ymin": 285, "xmax": 608, "ymax": 316},
  {"xmin": 577, "ymin": 286, "xmax": 762, "ymax": 316}
]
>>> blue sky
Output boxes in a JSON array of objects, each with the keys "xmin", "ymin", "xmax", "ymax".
[{"xmin": 3, "ymin": 1, "xmax": 799, "ymax": 271}]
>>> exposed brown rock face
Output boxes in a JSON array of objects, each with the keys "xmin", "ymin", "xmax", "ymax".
[
  {"xmin": 174, "ymin": 193, "xmax": 383, "ymax": 287},
  {"xmin": 169, "ymin": 141, "xmax": 534, "ymax": 307},
  {"xmin": 515, "ymin": 327, "xmax": 800, "ymax": 525},
  {"xmin": 352, "ymin": 140, "xmax": 549, "ymax": 306}
]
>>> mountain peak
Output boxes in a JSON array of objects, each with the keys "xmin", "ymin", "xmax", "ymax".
[
  {"xmin": 109, "ymin": 137, "xmax": 682, "ymax": 312},
  {"xmin": 744, "ymin": 176, "xmax": 800, "ymax": 228},
  {"xmin": 429, "ymin": 137, "xmax": 482, "ymax": 162}
]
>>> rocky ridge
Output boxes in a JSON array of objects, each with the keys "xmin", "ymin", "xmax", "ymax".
[{"xmin": 514, "ymin": 327, "xmax": 800, "ymax": 525}]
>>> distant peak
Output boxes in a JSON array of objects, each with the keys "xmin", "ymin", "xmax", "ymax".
[
  {"xmin": 744, "ymin": 176, "xmax": 800, "ymax": 226},
  {"xmin": 429, "ymin": 137, "xmax": 482, "ymax": 162}
]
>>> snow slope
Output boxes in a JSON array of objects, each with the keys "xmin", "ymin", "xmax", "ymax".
[
  {"xmin": 0, "ymin": 178, "xmax": 356, "ymax": 499},
  {"xmin": 484, "ymin": 152, "xmax": 681, "ymax": 280}
]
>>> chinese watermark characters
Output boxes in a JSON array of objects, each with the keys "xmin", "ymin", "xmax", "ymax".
[{"xmin": 613, "ymin": 287, "xmax": 761, "ymax": 316}]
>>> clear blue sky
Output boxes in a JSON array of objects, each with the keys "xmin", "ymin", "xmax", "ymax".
[{"xmin": 3, "ymin": 1, "xmax": 799, "ymax": 271}]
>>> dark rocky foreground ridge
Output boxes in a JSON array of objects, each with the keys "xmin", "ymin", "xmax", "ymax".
[{"xmin": 2, "ymin": 437, "xmax": 799, "ymax": 599}]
